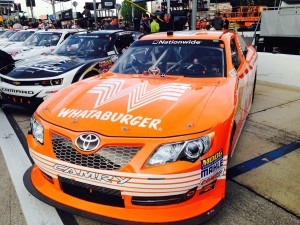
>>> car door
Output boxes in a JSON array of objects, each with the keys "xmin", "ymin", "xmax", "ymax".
[
  {"xmin": 232, "ymin": 35, "xmax": 252, "ymax": 123},
  {"xmin": 229, "ymin": 35, "xmax": 251, "ymax": 155}
]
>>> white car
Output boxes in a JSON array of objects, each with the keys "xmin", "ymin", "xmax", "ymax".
[
  {"xmin": 0, "ymin": 30, "xmax": 35, "ymax": 49},
  {"xmin": 3, "ymin": 29, "xmax": 81, "ymax": 60},
  {"xmin": 0, "ymin": 30, "xmax": 18, "ymax": 42}
]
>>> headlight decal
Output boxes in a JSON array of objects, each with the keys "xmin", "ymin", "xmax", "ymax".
[
  {"xmin": 145, "ymin": 132, "xmax": 215, "ymax": 167},
  {"xmin": 30, "ymin": 115, "xmax": 44, "ymax": 144}
]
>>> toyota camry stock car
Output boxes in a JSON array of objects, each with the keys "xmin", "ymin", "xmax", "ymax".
[
  {"xmin": 24, "ymin": 31, "xmax": 258, "ymax": 224},
  {"xmin": 0, "ymin": 30, "xmax": 141, "ymax": 109}
]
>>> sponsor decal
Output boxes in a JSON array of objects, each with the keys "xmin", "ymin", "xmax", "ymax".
[
  {"xmin": 152, "ymin": 40, "xmax": 202, "ymax": 45},
  {"xmin": 56, "ymin": 80, "xmax": 191, "ymax": 130},
  {"xmin": 77, "ymin": 35, "xmax": 100, "ymax": 38},
  {"xmin": 53, "ymin": 164, "xmax": 131, "ymax": 184},
  {"xmin": 88, "ymin": 79, "xmax": 191, "ymax": 112},
  {"xmin": 229, "ymin": 68, "xmax": 237, "ymax": 77},
  {"xmin": 201, "ymin": 150, "xmax": 223, "ymax": 178},
  {"xmin": 57, "ymin": 108, "xmax": 162, "ymax": 130},
  {"xmin": 2, "ymin": 88, "xmax": 34, "ymax": 95},
  {"xmin": 19, "ymin": 60, "xmax": 71, "ymax": 73},
  {"xmin": 199, "ymin": 180, "xmax": 217, "ymax": 195},
  {"xmin": 99, "ymin": 59, "xmax": 113, "ymax": 68},
  {"xmin": 198, "ymin": 150, "xmax": 225, "ymax": 191}
]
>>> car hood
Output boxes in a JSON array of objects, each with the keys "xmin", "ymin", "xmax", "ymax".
[
  {"xmin": 0, "ymin": 55, "xmax": 96, "ymax": 78},
  {"xmin": 0, "ymin": 41, "xmax": 16, "ymax": 48},
  {"xmin": 38, "ymin": 74, "xmax": 220, "ymax": 137},
  {"xmin": 4, "ymin": 45, "xmax": 39, "ymax": 53},
  {"xmin": 2, "ymin": 42, "xmax": 23, "ymax": 50}
]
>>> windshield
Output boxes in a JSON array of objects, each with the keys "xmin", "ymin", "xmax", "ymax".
[
  {"xmin": 54, "ymin": 34, "xmax": 113, "ymax": 58},
  {"xmin": 111, "ymin": 40, "xmax": 226, "ymax": 78},
  {"xmin": 23, "ymin": 32, "xmax": 62, "ymax": 46},
  {"xmin": 0, "ymin": 30, "xmax": 16, "ymax": 39},
  {"xmin": 8, "ymin": 31, "xmax": 34, "ymax": 42}
]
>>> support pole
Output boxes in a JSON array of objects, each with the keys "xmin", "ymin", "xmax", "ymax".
[
  {"xmin": 30, "ymin": 0, "xmax": 34, "ymax": 22},
  {"xmin": 132, "ymin": 4, "xmax": 134, "ymax": 24},
  {"xmin": 167, "ymin": 0, "xmax": 170, "ymax": 14},
  {"xmin": 191, "ymin": 0, "xmax": 197, "ymax": 30},
  {"xmin": 93, "ymin": 0, "xmax": 98, "ymax": 29},
  {"xmin": 52, "ymin": 0, "xmax": 56, "ymax": 20}
]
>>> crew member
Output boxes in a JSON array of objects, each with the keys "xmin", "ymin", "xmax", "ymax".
[
  {"xmin": 160, "ymin": 13, "xmax": 172, "ymax": 31},
  {"xmin": 104, "ymin": 17, "xmax": 120, "ymax": 30}
]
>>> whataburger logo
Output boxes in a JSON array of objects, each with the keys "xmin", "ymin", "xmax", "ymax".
[
  {"xmin": 57, "ymin": 79, "xmax": 191, "ymax": 130},
  {"xmin": 88, "ymin": 79, "xmax": 191, "ymax": 112}
]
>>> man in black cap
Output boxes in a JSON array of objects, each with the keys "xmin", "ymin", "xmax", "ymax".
[
  {"xmin": 82, "ymin": 6, "xmax": 91, "ymax": 19},
  {"xmin": 141, "ymin": 14, "xmax": 151, "ymax": 34}
]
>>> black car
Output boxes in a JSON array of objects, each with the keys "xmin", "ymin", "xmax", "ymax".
[{"xmin": 0, "ymin": 30, "xmax": 142, "ymax": 109}]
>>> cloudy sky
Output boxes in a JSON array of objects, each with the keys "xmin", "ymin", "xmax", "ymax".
[{"xmin": 17, "ymin": 0, "xmax": 124, "ymax": 18}]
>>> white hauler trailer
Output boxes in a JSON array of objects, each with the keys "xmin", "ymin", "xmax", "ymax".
[{"xmin": 255, "ymin": 0, "xmax": 300, "ymax": 54}]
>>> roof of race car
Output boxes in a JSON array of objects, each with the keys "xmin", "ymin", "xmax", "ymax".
[
  {"xmin": 76, "ymin": 30, "xmax": 129, "ymax": 35},
  {"xmin": 140, "ymin": 31, "xmax": 234, "ymax": 41}
]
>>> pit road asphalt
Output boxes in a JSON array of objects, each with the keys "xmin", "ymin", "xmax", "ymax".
[{"xmin": 0, "ymin": 81, "xmax": 299, "ymax": 225}]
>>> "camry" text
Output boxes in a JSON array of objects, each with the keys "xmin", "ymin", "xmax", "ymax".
[{"xmin": 53, "ymin": 164, "xmax": 131, "ymax": 184}]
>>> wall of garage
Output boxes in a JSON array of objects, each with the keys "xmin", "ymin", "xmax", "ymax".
[{"xmin": 257, "ymin": 52, "xmax": 300, "ymax": 89}]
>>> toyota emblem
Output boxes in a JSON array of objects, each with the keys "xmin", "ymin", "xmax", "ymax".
[
  {"xmin": 148, "ymin": 66, "xmax": 161, "ymax": 76},
  {"xmin": 75, "ymin": 133, "xmax": 101, "ymax": 152}
]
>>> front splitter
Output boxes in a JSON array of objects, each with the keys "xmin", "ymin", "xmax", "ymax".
[{"xmin": 24, "ymin": 165, "xmax": 224, "ymax": 225}]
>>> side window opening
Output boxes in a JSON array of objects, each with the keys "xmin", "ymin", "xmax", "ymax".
[
  {"xmin": 115, "ymin": 35, "xmax": 134, "ymax": 54},
  {"xmin": 237, "ymin": 36, "xmax": 248, "ymax": 57},
  {"xmin": 231, "ymin": 39, "xmax": 241, "ymax": 69}
]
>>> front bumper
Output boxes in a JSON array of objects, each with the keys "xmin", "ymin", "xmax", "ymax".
[
  {"xmin": 24, "ymin": 165, "xmax": 224, "ymax": 225},
  {"xmin": 1, "ymin": 92, "xmax": 44, "ymax": 110}
]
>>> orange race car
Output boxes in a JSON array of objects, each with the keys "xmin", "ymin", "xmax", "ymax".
[{"xmin": 24, "ymin": 31, "xmax": 258, "ymax": 224}]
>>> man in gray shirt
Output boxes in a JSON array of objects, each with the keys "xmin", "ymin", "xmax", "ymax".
[
  {"xmin": 104, "ymin": 17, "xmax": 120, "ymax": 30},
  {"xmin": 212, "ymin": 12, "xmax": 224, "ymax": 30}
]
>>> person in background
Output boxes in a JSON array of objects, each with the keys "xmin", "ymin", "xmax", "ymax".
[
  {"xmin": 52, "ymin": 20, "xmax": 62, "ymax": 29},
  {"xmin": 196, "ymin": 19, "xmax": 201, "ymax": 30},
  {"xmin": 150, "ymin": 16, "xmax": 160, "ymax": 33},
  {"xmin": 141, "ymin": 14, "xmax": 151, "ymax": 34},
  {"xmin": 82, "ymin": 6, "xmax": 91, "ymax": 19},
  {"xmin": 200, "ymin": 18, "xmax": 209, "ymax": 30},
  {"xmin": 104, "ymin": 17, "xmax": 120, "ymax": 30},
  {"xmin": 223, "ymin": 15, "xmax": 229, "ymax": 31},
  {"xmin": 160, "ymin": 13, "xmax": 172, "ymax": 31},
  {"xmin": 37, "ymin": 19, "xmax": 45, "ymax": 29},
  {"xmin": 211, "ymin": 12, "xmax": 224, "ymax": 30},
  {"xmin": 13, "ymin": 20, "xmax": 22, "ymax": 29}
]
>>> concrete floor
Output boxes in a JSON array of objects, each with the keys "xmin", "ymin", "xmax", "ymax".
[{"xmin": 0, "ymin": 81, "xmax": 299, "ymax": 225}]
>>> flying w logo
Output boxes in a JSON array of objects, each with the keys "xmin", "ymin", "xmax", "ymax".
[{"xmin": 87, "ymin": 79, "xmax": 191, "ymax": 112}]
